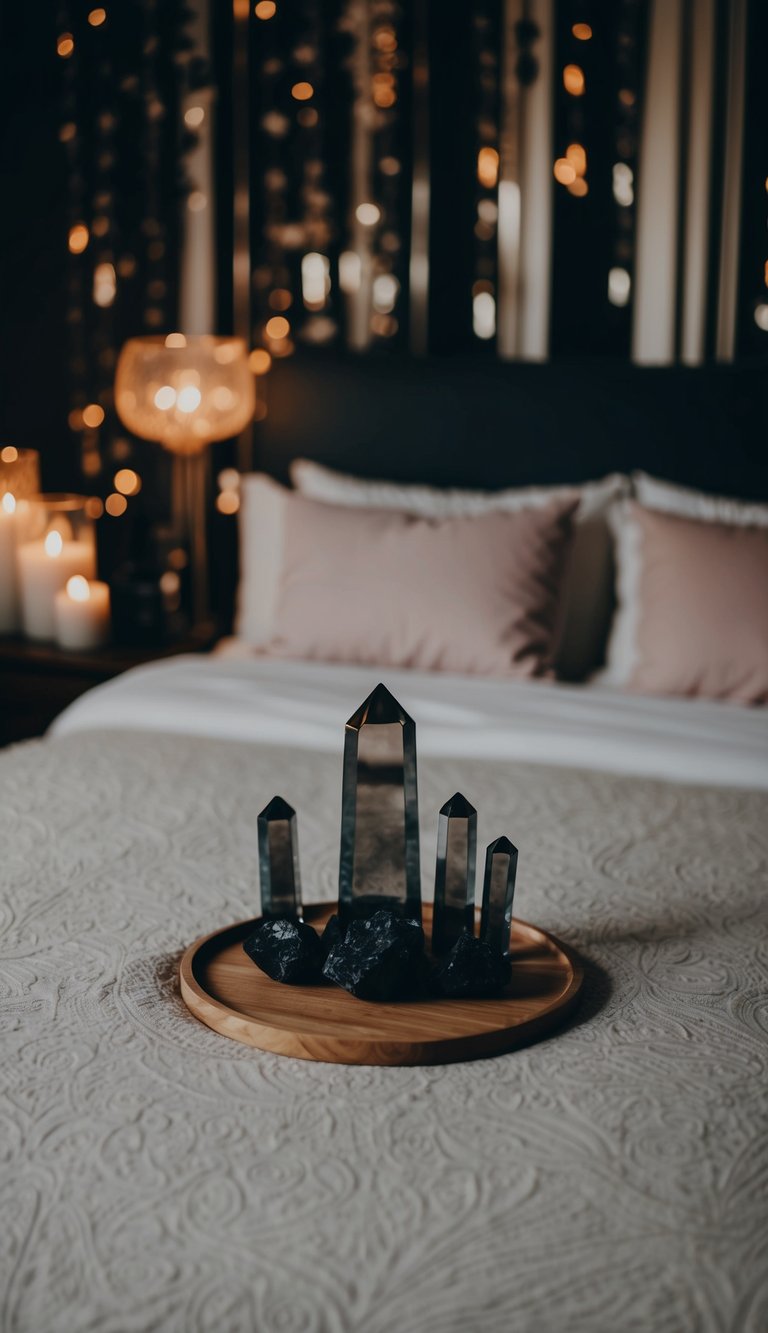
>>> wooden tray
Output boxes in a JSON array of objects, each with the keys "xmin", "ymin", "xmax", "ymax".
[{"xmin": 179, "ymin": 903, "xmax": 583, "ymax": 1066}]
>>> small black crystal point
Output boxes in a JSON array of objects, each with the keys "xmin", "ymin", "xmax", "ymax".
[
  {"xmin": 431, "ymin": 930, "xmax": 512, "ymax": 999},
  {"xmin": 432, "ymin": 791, "xmax": 477, "ymax": 956},
  {"xmin": 322, "ymin": 908, "xmax": 425, "ymax": 1001},
  {"xmin": 480, "ymin": 835, "xmax": 519, "ymax": 956},
  {"xmin": 258, "ymin": 795, "xmax": 303, "ymax": 922},
  {"xmin": 243, "ymin": 918, "xmax": 322, "ymax": 985}
]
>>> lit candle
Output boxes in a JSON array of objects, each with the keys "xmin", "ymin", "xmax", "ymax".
[
  {"xmin": 0, "ymin": 492, "xmax": 20, "ymax": 633},
  {"xmin": 18, "ymin": 528, "xmax": 97, "ymax": 640},
  {"xmin": 54, "ymin": 575, "xmax": 111, "ymax": 650}
]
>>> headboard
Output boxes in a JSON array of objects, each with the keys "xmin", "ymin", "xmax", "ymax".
[{"xmin": 254, "ymin": 353, "xmax": 768, "ymax": 499}]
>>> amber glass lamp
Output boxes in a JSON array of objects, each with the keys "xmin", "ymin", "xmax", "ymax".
[{"xmin": 115, "ymin": 334, "xmax": 255, "ymax": 624}]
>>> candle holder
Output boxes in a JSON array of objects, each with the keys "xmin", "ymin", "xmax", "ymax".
[
  {"xmin": 17, "ymin": 495, "xmax": 97, "ymax": 641},
  {"xmin": 0, "ymin": 447, "xmax": 40, "ymax": 634},
  {"xmin": 115, "ymin": 335, "xmax": 256, "ymax": 627}
]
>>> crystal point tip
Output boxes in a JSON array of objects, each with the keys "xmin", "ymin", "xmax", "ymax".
[
  {"xmin": 440, "ymin": 792, "xmax": 476, "ymax": 819},
  {"xmin": 347, "ymin": 681, "xmax": 412, "ymax": 729},
  {"xmin": 487, "ymin": 835, "xmax": 517, "ymax": 856},
  {"xmin": 259, "ymin": 794, "xmax": 296, "ymax": 822}
]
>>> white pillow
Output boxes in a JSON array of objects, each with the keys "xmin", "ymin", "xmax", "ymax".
[
  {"xmin": 602, "ymin": 475, "xmax": 768, "ymax": 685},
  {"xmin": 287, "ymin": 459, "xmax": 629, "ymax": 680}
]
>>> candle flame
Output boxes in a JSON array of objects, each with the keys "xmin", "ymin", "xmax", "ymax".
[
  {"xmin": 1, "ymin": 492, "xmax": 15, "ymax": 514},
  {"xmin": 67, "ymin": 575, "xmax": 90, "ymax": 602},
  {"xmin": 45, "ymin": 530, "xmax": 64, "ymax": 558}
]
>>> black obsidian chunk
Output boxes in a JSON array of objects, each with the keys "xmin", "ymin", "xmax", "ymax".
[
  {"xmin": 318, "ymin": 914, "xmax": 345, "ymax": 963},
  {"xmin": 322, "ymin": 909, "xmax": 425, "ymax": 1002},
  {"xmin": 243, "ymin": 918, "xmax": 323, "ymax": 985},
  {"xmin": 431, "ymin": 930, "xmax": 512, "ymax": 999}
]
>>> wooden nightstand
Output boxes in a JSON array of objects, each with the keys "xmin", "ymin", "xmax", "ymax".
[{"xmin": 0, "ymin": 626, "xmax": 216, "ymax": 747}]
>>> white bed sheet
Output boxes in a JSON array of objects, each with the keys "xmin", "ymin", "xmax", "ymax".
[{"xmin": 52, "ymin": 646, "xmax": 768, "ymax": 789}]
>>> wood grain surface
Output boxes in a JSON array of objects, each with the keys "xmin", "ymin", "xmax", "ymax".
[{"xmin": 179, "ymin": 903, "xmax": 584, "ymax": 1066}]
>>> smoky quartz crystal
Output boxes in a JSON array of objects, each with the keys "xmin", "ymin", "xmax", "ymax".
[
  {"xmin": 432, "ymin": 792, "xmax": 477, "ymax": 955},
  {"xmin": 258, "ymin": 795, "xmax": 302, "ymax": 921},
  {"xmin": 338, "ymin": 684, "xmax": 421, "ymax": 925},
  {"xmin": 479, "ymin": 836, "xmax": 518, "ymax": 955}
]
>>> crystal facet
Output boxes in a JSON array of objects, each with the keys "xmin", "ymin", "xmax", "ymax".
[
  {"xmin": 480, "ymin": 836, "xmax": 518, "ymax": 955},
  {"xmin": 338, "ymin": 684, "xmax": 421, "ymax": 924},
  {"xmin": 258, "ymin": 795, "xmax": 302, "ymax": 921},
  {"xmin": 432, "ymin": 792, "xmax": 477, "ymax": 955},
  {"xmin": 322, "ymin": 908, "xmax": 425, "ymax": 1001},
  {"xmin": 243, "ymin": 918, "xmax": 322, "ymax": 984},
  {"xmin": 432, "ymin": 930, "xmax": 512, "ymax": 998}
]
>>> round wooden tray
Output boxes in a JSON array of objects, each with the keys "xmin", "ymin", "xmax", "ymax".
[{"xmin": 179, "ymin": 902, "xmax": 583, "ymax": 1067}]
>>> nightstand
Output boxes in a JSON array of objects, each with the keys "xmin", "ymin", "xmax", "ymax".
[{"xmin": 0, "ymin": 626, "xmax": 216, "ymax": 747}]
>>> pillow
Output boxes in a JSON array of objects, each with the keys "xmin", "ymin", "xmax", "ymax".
[
  {"xmin": 603, "ymin": 476, "xmax": 768, "ymax": 686},
  {"xmin": 244, "ymin": 478, "xmax": 578, "ymax": 678},
  {"xmin": 289, "ymin": 459, "xmax": 629, "ymax": 680},
  {"xmin": 613, "ymin": 503, "xmax": 768, "ymax": 704}
]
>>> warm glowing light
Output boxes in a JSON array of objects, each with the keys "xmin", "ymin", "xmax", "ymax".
[
  {"xmin": 568, "ymin": 178, "xmax": 589, "ymax": 197},
  {"xmin": 355, "ymin": 202, "xmax": 381, "ymax": 226},
  {"xmin": 218, "ymin": 468, "xmax": 240, "ymax": 491},
  {"xmin": 563, "ymin": 65, "xmax": 585, "ymax": 96},
  {"xmin": 177, "ymin": 385, "xmax": 202, "ymax": 413},
  {"xmin": 265, "ymin": 316, "xmax": 290, "ymax": 340},
  {"xmin": 373, "ymin": 26, "xmax": 397, "ymax": 52},
  {"xmin": 82, "ymin": 403, "xmax": 105, "ymax": 428},
  {"xmin": 1, "ymin": 445, "xmax": 19, "ymax": 463},
  {"xmin": 297, "ymin": 107, "xmax": 318, "ymax": 128},
  {"xmin": 105, "ymin": 493, "xmax": 128, "ymax": 517},
  {"xmin": 339, "ymin": 251, "xmax": 362, "ymax": 293},
  {"xmin": 612, "ymin": 162, "xmax": 634, "ymax": 207},
  {"xmin": 380, "ymin": 156, "xmax": 400, "ymax": 176},
  {"xmin": 373, "ymin": 273, "xmax": 399, "ymax": 314},
  {"xmin": 1, "ymin": 493, "xmax": 16, "ymax": 515},
  {"xmin": 608, "ymin": 267, "xmax": 631, "ymax": 306},
  {"xmin": 184, "ymin": 105, "xmax": 205, "ymax": 129},
  {"xmin": 268, "ymin": 288, "xmax": 292, "ymax": 311},
  {"xmin": 566, "ymin": 143, "xmax": 587, "ymax": 176},
  {"xmin": 754, "ymin": 304, "xmax": 768, "ymax": 331},
  {"xmin": 85, "ymin": 497, "xmax": 104, "ymax": 519},
  {"xmin": 168, "ymin": 547, "xmax": 188, "ymax": 570},
  {"xmin": 473, "ymin": 291, "xmax": 496, "ymax": 340},
  {"xmin": 88, "ymin": 7, "xmax": 107, "ymax": 25},
  {"xmin": 68, "ymin": 224, "xmax": 89, "ymax": 255},
  {"xmin": 57, "ymin": 33, "xmax": 75, "ymax": 58},
  {"xmin": 478, "ymin": 199, "xmax": 498, "ymax": 223},
  {"xmin": 187, "ymin": 191, "xmax": 207, "ymax": 212},
  {"xmin": 45, "ymin": 531, "xmax": 64, "ymax": 558},
  {"xmin": 572, "ymin": 22, "xmax": 592, "ymax": 40},
  {"xmin": 618, "ymin": 88, "xmax": 636, "ymax": 108},
  {"xmin": 301, "ymin": 252, "xmax": 330, "ymax": 310},
  {"xmin": 554, "ymin": 159, "xmax": 577, "ymax": 186},
  {"xmin": 249, "ymin": 348, "xmax": 272, "ymax": 375},
  {"xmin": 216, "ymin": 491, "xmax": 240, "ymax": 515},
  {"xmin": 255, "ymin": 0, "xmax": 276, "ymax": 16},
  {"xmin": 114, "ymin": 468, "xmax": 140, "ymax": 496},
  {"xmin": 164, "ymin": 333, "xmax": 186, "ymax": 349},
  {"xmin": 372, "ymin": 73, "xmax": 396, "ymax": 108},
  {"xmin": 152, "ymin": 386, "xmax": 175, "ymax": 411},
  {"xmin": 477, "ymin": 147, "xmax": 499, "ymax": 189},
  {"xmin": 93, "ymin": 262, "xmax": 116, "ymax": 308},
  {"xmin": 67, "ymin": 575, "xmax": 91, "ymax": 602},
  {"xmin": 291, "ymin": 82, "xmax": 314, "ymax": 101}
]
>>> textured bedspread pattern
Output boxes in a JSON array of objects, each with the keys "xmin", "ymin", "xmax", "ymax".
[{"xmin": 1, "ymin": 730, "xmax": 767, "ymax": 1332}]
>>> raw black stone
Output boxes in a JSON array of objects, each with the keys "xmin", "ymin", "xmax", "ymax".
[
  {"xmin": 243, "ymin": 918, "xmax": 323, "ymax": 985},
  {"xmin": 431, "ymin": 930, "xmax": 512, "ymax": 999},
  {"xmin": 318, "ymin": 914, "xmax": 345, "ymax": 964},
  {"xmin": 322, "ymin": 909, "xmax": 425, "ymax": 1002}
]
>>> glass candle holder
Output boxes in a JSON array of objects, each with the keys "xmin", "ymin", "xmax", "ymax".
[
  {"xmin": 17, "ymin": 495, "xmax": 97, "ymax": 641},
  {"xmin": 0, "ymin": 447, "xmax": 40, "ymax": 634}
]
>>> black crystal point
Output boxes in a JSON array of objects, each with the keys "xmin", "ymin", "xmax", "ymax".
[
  {"xmin": 338, "ymin": 683, "xmax": 421, "ymax": 925},
  {"xmin": 258, "ymin": 795, "xmax": 302, "ymax": 921},
  {"xmin": 243, "ymin": 918, "xmax": 322, "ymax": 985},
  {"xmin": 322, "ymin": 908, "xmax": 425, "ymax": 1001},
  {"xmin": 480, "ymin": 835, "xmax": 519, "ymax": 956},
  {"xmin": 432, "ymin": 791, "xmax": 477, "ymax": 955},
  {"xmin": 431, "ymin": 930, "xmax": 512, "ymax": 999}
]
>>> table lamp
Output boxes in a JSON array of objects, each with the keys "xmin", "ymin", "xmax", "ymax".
[{"xmin": 115, "ymin": 334, "xmax": 255, "ymax": 626}]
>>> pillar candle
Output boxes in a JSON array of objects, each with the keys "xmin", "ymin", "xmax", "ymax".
[
  {"xmin": 0, "ymin": 493, "xmax": 20, "ymax": 633},
  {"xmin": 18, "ymin": 530, "xmax": 97, "ymax": 640},
  {"xmin": 54, "ymin": 575, "xmax": 111, "ymax": 650}
]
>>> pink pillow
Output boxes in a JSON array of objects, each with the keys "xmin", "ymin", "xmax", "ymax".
[
  {"xmin": 265, "ymin": 488, "xmax": 578, "ymax": 678},
  {"xmin": 627, "ymin": 503, "xmax": 768, "ymax": 704}
]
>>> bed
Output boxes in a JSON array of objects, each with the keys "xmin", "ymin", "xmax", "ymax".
[{"xmin": 3, "ymin": 356, "xmax": 768, "ymax": 1332}]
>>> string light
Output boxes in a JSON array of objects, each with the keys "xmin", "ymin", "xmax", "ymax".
[
  {"xmin": 248, "ymin": 348, "xmax": 272, "ymax": 374},
  {"xmin": 608, "ymin": 267, "xmax": 631, "ymax": 306},
  {"xmin": 254, "ymin": 1, "xmax": 276, "ymax": 16},
  {"xmin": 57, "ymin": 33, "xmax": 75, "ymax": 58},
  {"xmin": 216, "ymin": 491, "xmax": 240, "ymax": 515},
  {"xmin": 93, "ymin": 262, "xmax": 116, "ymax": 307},
  {"xmin": 268, "ymin": 288, "xmax": 292, "ymax": 311},
  {"xmin": 154, "ymin": 386, "xmax": 176, "ymax": 410},
  {"xmin": 88, "ymin": 8, "xmax": 107, "ymax": 26},
  {"xmin": 291, "ymin": 82, "xmax": 313, "ymax": 101},
  {"xmin": 105, "ymin": 493, "xmax": 127, "ymax": 517},
  {"xmin": 184, "ymin": 106, "xmax": 205, "ymax": 128},
  {"xmin": 114, "ymin": 468, "xmax": 141, "ymax": 495},
  {"xmin": 477, "ymin": 147, "xmax": 499, "ymax": 189},
  {"xmin": 82, "ymin": 403, "xmax": 105, "ymax": 428},
  {"xmin": 754, "ymin": 304, "xmax": 768, "ymax": 331},
  {"xmin": 68, "ymin": 224, "xmax": 90, "ymax": 254},
  {"xmin": 355, "ymin": 202, "xmax": 381, "ymax": 226},
  {"xmin": 164, "ymin": 332, "xmax": 187, "ymax": 348},
  {"xmin": 572, "ymin": 23, "xmax": 592, "ymax": 41},
  {"xmin": 1, "ymin": 446, "xmax": 18, "ymax": 463},
  {"xmin": 563, "ymin": 65, "xmax": 585, "ymax": 97},
  {"xmin": 187, "ymin": 191, "xmax": 207, "ymax": 212},
  {"xmin": 177, "ymin": 386, "xmax": 202, "ymax": 413},
  {"xmin": 554, "ymin": 159, "xmax": 577, "ymax": 186}
]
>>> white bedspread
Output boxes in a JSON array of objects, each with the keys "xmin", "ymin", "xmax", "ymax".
[{"xmin": 53, "ymin": 651, "xmax": 768, "ymax": 789}]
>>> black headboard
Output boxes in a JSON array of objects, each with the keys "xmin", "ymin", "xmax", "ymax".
[{"xmin": 255, "ymin": 353, "xmax": 768, "ymax": 500}]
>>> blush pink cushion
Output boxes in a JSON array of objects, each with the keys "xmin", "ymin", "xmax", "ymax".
[
  {"xmin": 266, "ymin": 488, "xmax": 578, "ymax": 677},
  {"xmin": 628, "ymin": 503, "xmax": 768, "ymax": 704}
]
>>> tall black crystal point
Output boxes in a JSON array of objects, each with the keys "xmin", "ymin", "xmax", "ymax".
[
  {"xmin": 258, "ymin": 795, "xmax": 302, "ymax": 921},
  {"xmin": 243, "ymin": 918, "xmax": 322, "ymax": 985},
  {"xmin": 322, "ymin": 909, "xmax": 425, "ymax": 1001},
  {"xmin": 338, "ymin": 683, "xmax": 421, "ymax": 925},
  {"xmin": 432, "ymin": 930, "xmax": 512, "ymax": 999},
  {"xmin": 432, "ymin": 792, "xmax": 477, "ymax": 955},
  {"xmin": 480, "ymin": 836, "xmax": 518, "ymax": 956}
]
